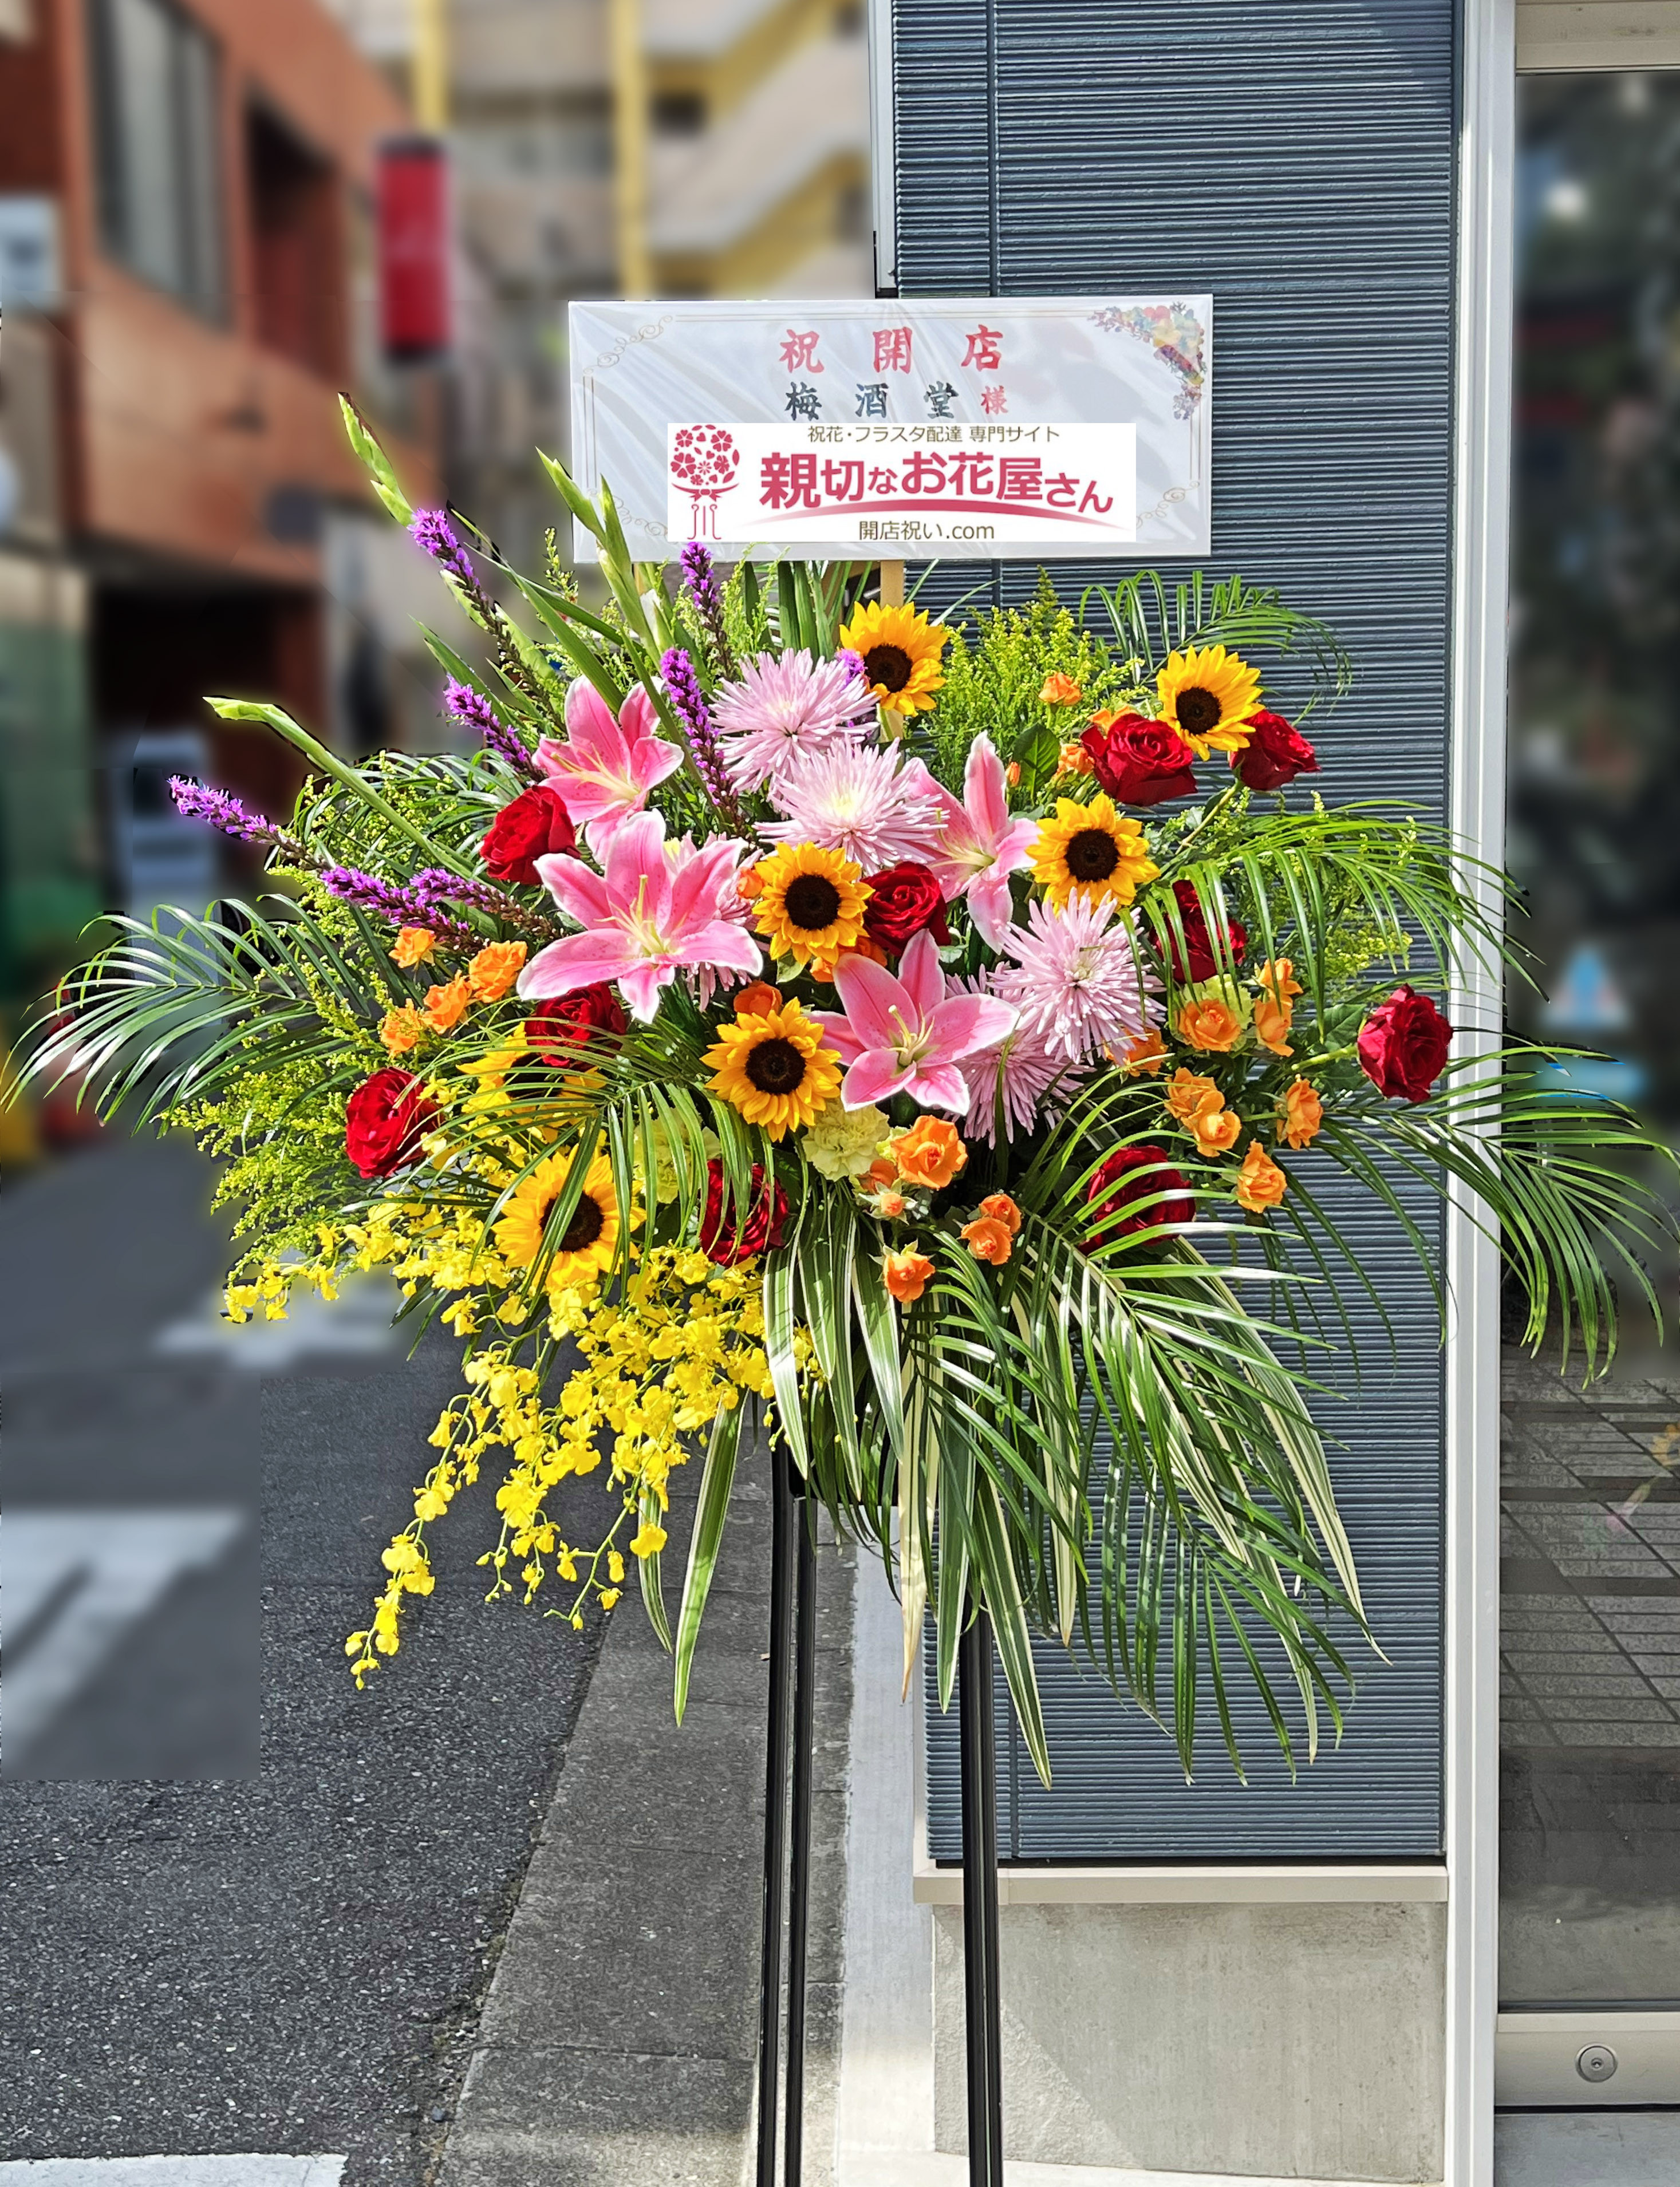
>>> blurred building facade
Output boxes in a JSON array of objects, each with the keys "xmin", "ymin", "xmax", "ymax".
[
  {"xmin": 0, "ymin": 0, "xmax": 446, "ymax": 990},
  {"xmin": 325, "ymin": 0, "xmax": 871, "ymax": 567}
]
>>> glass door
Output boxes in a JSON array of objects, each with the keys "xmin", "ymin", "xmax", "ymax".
[{"xmin": 1499, "ymin": 60, "xmax": 1680, "ymax": 2159}]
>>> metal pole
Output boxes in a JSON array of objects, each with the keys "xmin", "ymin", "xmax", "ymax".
[
  {"xmin": 756, "ymin": 1449, "xmax": 796, "ymax": 2185},
  {"xmin": 783, "ymin": 1478, "xmax": 817, "ymax": 2185},
  {"xmin": 959, "ymin": 1606, "xmax": 1004, "ymax": 2186}
]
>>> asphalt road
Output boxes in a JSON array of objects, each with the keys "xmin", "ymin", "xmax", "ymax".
[{"xmin": 0, "ymin": 1137, "xmax": 610, "ymax": 2182}]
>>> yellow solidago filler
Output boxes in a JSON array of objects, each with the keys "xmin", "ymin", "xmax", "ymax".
[
  {"xmin": 837, "ymin": 598, "xmax": 951, "ymax": 714},
  {"xmin": 1030, "ymin": 795, "xmax": 1159, "ymax": 911},
  {"xmin": 495, "ymin": 1148, "xmax": 626, "ymax": 1290},
  {"xmin": 1155, "ymin": 645, "xmax": 1263, "ymax": 758},
  {"xmin": 750, "ymin": 842, "xmax": 871, "ymax": 979},
  {"xmin": 704, "ymin": 997, "xmax": 841, "ymax": 1140}
]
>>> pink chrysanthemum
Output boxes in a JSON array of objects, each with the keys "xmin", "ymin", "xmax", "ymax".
[
  {"xmin": 712, "ymin": 649, "xmax": 875, "ymax": 793},
  {"xmin": 762, "ymin": 744, "xmax": 943, "ymax": 871},
  {"xmin": 951, "ymin": 975, "xmax": 1078, "ymax": 1144},
  {"xmin": 994, "ymin": 896, "xmax": 1160, "ymax": 1064}
]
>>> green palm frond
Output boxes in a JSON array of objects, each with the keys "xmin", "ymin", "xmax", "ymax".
[{"xmin": 1086, "ymin": 570, "xmax": 1353, "ymax": 715}]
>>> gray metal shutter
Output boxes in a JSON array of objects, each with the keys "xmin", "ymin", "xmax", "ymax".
[{"xmin": 902, "ymin": 0, "xmax": 1456, "ymax": 1860}]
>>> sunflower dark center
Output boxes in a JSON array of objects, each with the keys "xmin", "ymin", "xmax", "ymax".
[
  {"xmin": 1066, "ymin": 828, "xmax": 1121, "ymax": 882},
  {"xmin": 784, "ymin": 873, "xmax": 842, "ymax": 930},
  {"xmin": 745, "ymin": 1036, "xmax": 807, "ymax": 1096},
  {"xmin": 863, "ymin": 642, "xmax": 913, "ymax": 693},
  {"xmin": 558, "ymin": 1193, "xmax": 606, "ymax": 1254},
  {"xmin": 1174, "ymin": 686, "xmax": 1222, "ymax": 736}
]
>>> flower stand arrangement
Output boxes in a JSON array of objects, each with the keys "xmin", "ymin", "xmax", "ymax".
[{"xmin": 19, "ymin": 403, "xmax": 1675, "ymax": 2185}]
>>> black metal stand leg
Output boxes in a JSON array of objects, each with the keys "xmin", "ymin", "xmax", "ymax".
[
  {"xmin": 959, "ymin": 1606, "xmax": 1005, "ymax": 2187},
  {"xmin": 756, "ymin": 1451, "xmax": 796, "ymax": 2186},
  {"xmin": 783, "ymin": 1486, "xmax": 817, "ymax": 2186}
]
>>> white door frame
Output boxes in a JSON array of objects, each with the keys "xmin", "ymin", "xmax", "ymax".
[
  {"xmin": 1453, "ymin": 11, "xmax": 1680, "ymax": 2179},
  {"xmin": 1446, "ymin": 10, "xmax": 1517, "ymax": 2187}
]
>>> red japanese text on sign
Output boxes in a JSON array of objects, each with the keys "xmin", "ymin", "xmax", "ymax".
[{"xmin": 780, "ymin": 330, "xmax": 823, "ymax": 373}]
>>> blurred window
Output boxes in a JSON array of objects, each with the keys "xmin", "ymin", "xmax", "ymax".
[
  {"xmin": 836, "ymin": 178, "xmax": 868, "ymax": 243},
  {"xmin": 247, "ymin": 104, "xmax": 341, "ymax": 379},
  {"xmin": 651, "ymin": 90, "xmax": 707, "ymax": 137},
  {"xmin": 1509, "ymin": 71, "xmax": 1680, "ymax": 1127},
  {"xmin": 88, "ymin": 0, "xmax": 223, "ymax": 317}
]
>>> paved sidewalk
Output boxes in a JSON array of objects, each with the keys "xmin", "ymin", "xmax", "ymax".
[{"xmin": 437, "ymin": 1443, "xmax": 854, "ymax": 2187}]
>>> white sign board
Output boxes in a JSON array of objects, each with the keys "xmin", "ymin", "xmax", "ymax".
[{"xmin": 570, "ymin": 296, "xmax": 1210, "ymax": 562}]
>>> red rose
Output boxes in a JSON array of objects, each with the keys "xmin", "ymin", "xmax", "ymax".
[
  {"xmin": 482, "ymin": 785, "xmax": 577, "ymax": 886},
  {"xmin": 862, "ymin": 862, "xmax": 952, "ymax": 950},
  {"xmin": 345, "ymin": 1068, "xmax": 438, "ymax": 1179},
  {"xmin": 1358, "ymin": 985, "xmax": 1452, "ymax": 1103},
  {"xmin": 699, "ymin": 1159, "xmax": 789, "ymax": 1266},
  {"xmin": 1161, "ymin": 879, "xmax": 1247, "ymax": 982},
  {"xmin": 525, "ymin": 984, "xmax": 629, "ymax": 1067},
  {"xmin": 1235, "ymin": 710, "xmax": 1319, "ymax": 794},
  {"xmin": 1080, "ymin": 713, "xmax": 1198, "ymax": 806},
  {"xmin": 1086, "ymin": 1144, "xmax": 1194, "ymax": 1248}
]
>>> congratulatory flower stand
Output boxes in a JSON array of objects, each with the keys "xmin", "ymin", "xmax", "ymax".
[{"xmin": 16, "ymin": 402, "xmax": 1677, "ymax": 2186}]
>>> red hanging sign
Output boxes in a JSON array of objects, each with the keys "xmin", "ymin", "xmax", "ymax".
[{"xmin": 377, "ymin": 137, "xmax": 451, "ymax": 361}]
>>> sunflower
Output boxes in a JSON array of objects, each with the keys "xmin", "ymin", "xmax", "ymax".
[
  {"xmin": 494, "ymin": 1148, "xmax": 625, "ymax": 1289},
  {"xmin": 1030, "ymin": 795, "xmax": 1160, "ymax": 910},
  {"xmin": 837, "ymin": 600, "xmax": 951, "ymax": 716},
  {"xmin": 750, "ymin": 842, "xmax": 871, "ymax": 978},
  {"xmin": 1154, "ymin": 645, "xmax": 1263, "ymax": 758},
  {"xmin": 704, "ymin": 997, "xmax": 842, "ymax": 1140}
]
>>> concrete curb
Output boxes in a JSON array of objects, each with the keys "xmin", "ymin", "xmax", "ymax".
[{"xmin": 436, "ymin": 1444, "xmax": 853, "ymax": 2187}]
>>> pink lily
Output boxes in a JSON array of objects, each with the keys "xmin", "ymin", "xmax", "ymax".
[
  {"xmin": 537, "ymin": 681, "xmax": 683, "ymax": 855},
  {"xmin": 922, "ymin": 734, "xmax": 1037, "ymax": 949},
  {"xmin": 519, "ymin": 810, "xmax": 762, "ymax": 1021},
  {"xmin": 814, "ymin": 930, "xmax": 1016, "ymax": 1114}
]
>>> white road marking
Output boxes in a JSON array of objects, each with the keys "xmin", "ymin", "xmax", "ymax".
[
  {"xmin": 2, "ymin": 1510, "xmax": 246, "ymax": 1754},
  {"xmin": 153, "ymin": 1274, "xmax": 400, "ymax": 1371},
  {"xmin": 0, "ymin": 2162, "xmax": 345, "ymax": 2185}
]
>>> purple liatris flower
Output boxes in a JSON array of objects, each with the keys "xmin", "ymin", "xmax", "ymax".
[
  {"xmin": 660, "ymin": 646, "xmax": 747, "ymax": 827},
  {"xmin": 409, "ymin": 508, "xmax": 477, "ymax": 590},
  {"xmin": 409, "ymin": 867, "xmax": 544, "ymax": 927},
  {"xmin": 680, "ymin": 540, "xmax": 724, "ymax": 618},
  {"xmin": 680, "ymin": 540, "xmax": 735, "ymax": 674},
  {"xmin": 320, "ymin": 864, "xmax": 483, "ymax": 948},
  {"xmin": 712, "ymin": 649, "xmax": 876, "ymax": 794},
  {"xmin": 443, "ymin": 678, "xmax": 536, "ymax": 777},
  {"xmin": 169, "ymin": 777, "xmax": 304, "ymax": 859},
  {"xmin": 320, "ymin": 864, "xmax": 432, "ymax": 925}
]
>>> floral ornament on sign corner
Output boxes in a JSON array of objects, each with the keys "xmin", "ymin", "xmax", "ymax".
[
  {"xmin": 1090, "ymin": 302, "xmax": 1206, "ymax": 420},
  {"xmin": 669, "ymin": 426, "xmax": 740, "ymax": 539}
]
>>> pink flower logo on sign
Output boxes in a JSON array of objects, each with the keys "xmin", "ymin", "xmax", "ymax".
[{"xmin": 669, "ymin": 427, "xmax": 740, "ymax": 539}]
